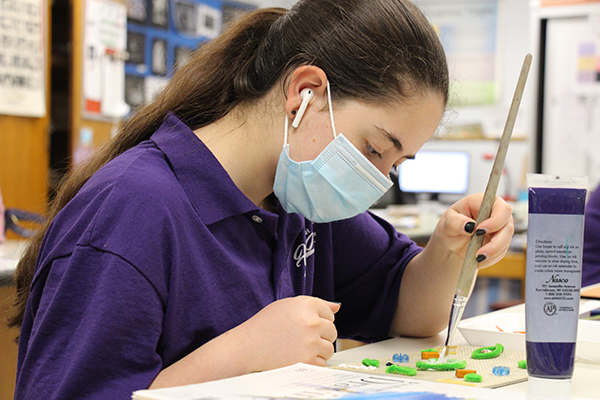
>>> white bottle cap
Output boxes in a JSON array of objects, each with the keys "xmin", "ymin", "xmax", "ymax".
[{"xmin": 528, "ymin": 376, "xmax": 572, "ymax": 397}]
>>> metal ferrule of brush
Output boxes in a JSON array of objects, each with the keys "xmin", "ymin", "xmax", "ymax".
[{"xmin": 445, "ymin": 294, "xmax": 468, "ymax": 346}]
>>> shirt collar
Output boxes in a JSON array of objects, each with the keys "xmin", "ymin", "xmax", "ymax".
[{"xmin": 150, "ymin": 112, "xmax": 262, "ymax": 226}]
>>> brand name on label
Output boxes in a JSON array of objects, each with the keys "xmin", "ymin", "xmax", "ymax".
[{"xmin": 545, "ymin": 274, "xmax": 569, "ymax": 284}]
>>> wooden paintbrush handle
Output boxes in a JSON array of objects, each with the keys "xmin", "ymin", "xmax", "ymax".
[{"xmin": 455, "ymin": 53, "xmax": 532, "ymax": 297}]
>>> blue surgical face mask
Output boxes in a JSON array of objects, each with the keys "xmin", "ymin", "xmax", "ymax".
[{"xmin": 273, "ymin": 83, "xmax": 393, "ymax": 223}]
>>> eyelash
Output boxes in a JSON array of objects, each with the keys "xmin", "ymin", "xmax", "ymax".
[
  {"xmin": 367, "ymin": 142, "xmax": 400, "ymax": 174},
  {"xmin": 366, "ymin": 143, "xmax": 382, "ymax": 158}
]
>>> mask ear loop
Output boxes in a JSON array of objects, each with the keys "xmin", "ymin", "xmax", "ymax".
[
  {"xmin": 284, "ymin": 80, "xmax": 337, "ymax": 148},
  {"xmin": 283, "ymin": 111, "xmax": 289, "ymax": 148},
  {"xmin": 326, "ymin": 80, "xmax": 337, "ymax": 140}
]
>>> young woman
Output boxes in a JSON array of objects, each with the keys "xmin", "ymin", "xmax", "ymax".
[{"xmin": 9, "ymin": 0, "xmax": 513, "ymax": 398}]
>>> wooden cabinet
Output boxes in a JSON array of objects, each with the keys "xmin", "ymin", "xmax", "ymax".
[
  {"xmin": 477, "ymin": 251, "xmax": 527, "ymax": 298},
  {"xmin": 0, "ymin": 285, "xmax": 19, "ymax": 400}
]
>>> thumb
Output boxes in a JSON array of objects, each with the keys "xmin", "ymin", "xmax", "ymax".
[{"xmin": 326, "ymin": 301, "xmax": 341, "ymax": 314}]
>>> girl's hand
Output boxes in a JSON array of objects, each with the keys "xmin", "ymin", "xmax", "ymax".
[
  {"xmin": 237, "ymin": 296, "xmax": 340, "ymax": 372},
  {"xmin": 430, "ymin": 193, "xmax": 514, "ymax": 268},
  {"xmin": 150, "ymin": 296, "xmax": 339, "ymax": 389}
]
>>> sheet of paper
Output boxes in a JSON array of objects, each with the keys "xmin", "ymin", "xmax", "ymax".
[
  {"xmin": 0, "ymin": 0, "xmax": 47, "ymax": 117},
  {"xmin": 83, "ymin": 0, "xmax": 128, "ymax": 118},
  {"xmin": 132, "ymin": 363, "xmax": 570, "ymax": 400}
]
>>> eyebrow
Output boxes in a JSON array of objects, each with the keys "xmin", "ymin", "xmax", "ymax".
[{"xmin": 374, "ymin": 125, "xmax": 416, "ymax": 160}]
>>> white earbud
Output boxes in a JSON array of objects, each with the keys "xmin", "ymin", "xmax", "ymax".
[{"xmin": 291, "ymin": 88, "xmax": 314, "ymax": 128}]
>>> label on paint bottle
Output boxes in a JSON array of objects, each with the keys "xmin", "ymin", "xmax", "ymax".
[
  {"xmin": 525, "ymin": 174, "xmax": 587, "ymax": 379},
  {"xmin": 526, "ymin": 213, "xmax": 584, "ymax": 342}
]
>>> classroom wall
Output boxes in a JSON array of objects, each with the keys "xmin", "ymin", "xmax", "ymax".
[
  {"xmin": 0, "ymin": 0, "xmax": 540, "ymax": 218},
  {"xmin": 0, "ymin": 1, "xmax": 51, "ymax": 395},
  {"xmin": 531, "ymin": 1, "xmax": 600, "ymax": 190},
  {"xmin": 0, "ymin": 1, "xmax": 51, "ymax": 225},
  {"xmin": 0, "ymin": 0, "xmax": 553, "ymax": 238}
]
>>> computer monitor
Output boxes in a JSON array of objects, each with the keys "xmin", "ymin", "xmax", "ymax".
[{"xmin": 398, "ymin": 150, "xmax": 470, "ymax": 200}]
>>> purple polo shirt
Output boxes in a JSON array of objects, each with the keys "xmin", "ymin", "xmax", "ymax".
[{"xmin": 15, "ymin": 113, "xmax": 421, "ymax": 399}]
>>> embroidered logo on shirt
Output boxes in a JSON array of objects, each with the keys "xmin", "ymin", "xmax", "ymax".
[{"xmin": 294, "ymin": 229, "xmax": 316, "ymax": 268}]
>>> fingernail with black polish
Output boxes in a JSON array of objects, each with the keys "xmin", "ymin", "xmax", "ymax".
[
  {"xmin": 464, "ymin": 222, "xmax": 476, "ymax": 233},
  {"xmin": 476, "ymin": 254, "xmax": 487, "ymax": 263},
  {"xmin": 476, "ymin": 228, "xmax": 487, "ymax": 236}
]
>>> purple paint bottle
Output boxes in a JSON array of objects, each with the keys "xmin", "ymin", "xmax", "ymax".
[{"xmin": 526, "ymin": 174, "xmax": 587, "ymax": 397}]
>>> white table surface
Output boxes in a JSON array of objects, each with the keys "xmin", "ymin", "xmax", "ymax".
[{"xmin": 329, "ymin": 300, "xmax": 600, "ymax": 399}]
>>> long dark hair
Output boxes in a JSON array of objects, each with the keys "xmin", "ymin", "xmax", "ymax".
[{"xmin": 8, "ymin": 0, "xmax": 448, "ymax": 329}]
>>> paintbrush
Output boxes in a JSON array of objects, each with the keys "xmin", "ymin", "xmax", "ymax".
[{"xmin": 438, "ymin": 53, "xmax": 533, "ymax": 363}]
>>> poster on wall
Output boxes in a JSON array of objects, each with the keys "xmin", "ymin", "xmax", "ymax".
[
  {"xmin": 151, "ymin": 38, "xmax": 168, "ymax": 75},
  {"xmin": 126, "ymin": 0, "xmax": 147, "ymax": 23},
  {"xmin": 573, "ymin": 34, "xmax": 600, "ymax": 94},
  {"xmin": 84, "ymin": 0, "xmax": 130, "ymax": 118},
  {"xmin": 0, "ymin": 0, "xmax": 46, "ymax": 118},
  {"xmin": 173, "ymin": 0, "xmax": 198, "ymax": 35},
  {"xmin": 421, "ymin": 0, "xmax": 499, "ymax": 106},
  {"xmin": 149, "ymin": 0, "xmax": 169, "ymax": 28},
  {"xmin": 198, "ymin": 3, "xmax": 222, "ymax": 39}
]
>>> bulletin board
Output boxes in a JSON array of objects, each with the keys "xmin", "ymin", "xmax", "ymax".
[
  {"xmin": 123, "ymin": 0, "xmax": 255, "ymax": 110},
  {"xmin": 72, "ymin": 0, "xmax": 254, "ymax": 166}
]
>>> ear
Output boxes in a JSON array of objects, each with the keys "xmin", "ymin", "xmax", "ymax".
[{"xmin": 285, "ymin": 66, "xmax": 328, "ymax": 123}]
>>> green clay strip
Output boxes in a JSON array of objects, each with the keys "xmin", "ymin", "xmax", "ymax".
[
  {"xmin": 464, "ymin": 373, "xmax": 482, "ymax": 382},
  {"xmin": 421, "ymin": 348, "xmax": 438, "ymax": 354},
  {"xmin": 416, "ymin": 358, "xmax": 467, "ymax": 371},
  {"xmin": 386, "ymin": 365, "xmax": 417, "ymax": 376},
  {"xmin": 471, "ymin": 343, "xmax": 504, "ymax": 359},
  {"xmin": 517, "ymin": 360, "xmax": 527, "ymax": 369},
  {"xmin": 362, "ymin": 358, "xmax": 380, "ymax": 368}
]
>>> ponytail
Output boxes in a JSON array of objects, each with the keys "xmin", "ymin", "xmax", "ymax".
[{"xmin": 7, "ymin": 8, "xmax": 287, "ymax": 330}]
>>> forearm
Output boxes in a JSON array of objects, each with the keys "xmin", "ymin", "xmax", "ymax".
[
  {"xmin": 149, "ymin": 328, "xmax": 252, "ymax": 389},
  {"xmin": 389, "ymin": 236, "xmax": 467, "ymax": 338},
  {"xmin": 150, "ymin": 296, "xmax": 339, "ymax": 389}
]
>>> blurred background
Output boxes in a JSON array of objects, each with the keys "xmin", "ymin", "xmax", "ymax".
[{"xmin": 3, "ymin": 0, "xmax": 600, "ymax": 397}]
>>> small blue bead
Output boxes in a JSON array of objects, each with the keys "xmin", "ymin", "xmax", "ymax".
[
  {"xmin": 401, "ymin": 354, "xmax": 409, "ymax": 363},
  {"xmin": 392, "ymin": 353, "xmax": 401, "ymax": 362},
  {"xmin": 492, "ymin": 366, "xmax": 510, "ymax": 376}
]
